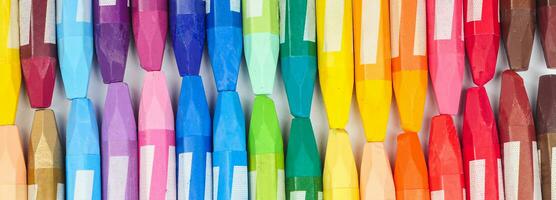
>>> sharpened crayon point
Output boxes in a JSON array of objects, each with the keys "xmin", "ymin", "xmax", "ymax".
[
  {"xmin": 360, "ymin": 142, "xmax": 395, "ymax": 200},
  {"xmin": 170, "ymin": 0, "xmax": 206, "ymax": 76},
  {"xmin": 323, "ymin": 129, "xmax": 359, "ymax": 200},
  {"xmin": 465, "ymin": 35, "xmax": 499, "ymax": 86},
  {"xmin": 22, "ymin": 57, "xmax": 57, "ymax": 108},
  {"xmin": 0, "ymin": 125, "xmax": 27, "ymax": 200},
  {"xmin": 214, "ymin": 91, "xmax": 246, "ymax": 152},
  {"xmin": 132, "ymin": 8, "xmax": 168, "ymax": 71},
  {"xmin": 500, "ymin": 4, "xmax": 535, "ymax": 71},
  {"xmin": 139, "ymin": 71, "xmax": 174, "ymax": 131},
  {"xmin": 95, "ymin": 23, "xmax": 131, "ymax": 83},
  {"xmin": 394, "ymin": 132, "xmax": 430, "ymax": 200},
  {"xmin": 28, "ymin": 109, "xmax": 64, "ymax": 200}
]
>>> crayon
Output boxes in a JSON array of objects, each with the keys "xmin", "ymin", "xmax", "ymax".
[
  {"xmin": 19, "ymin": 0, "xmax": 57, "ymax": 108},
  {"xmin": 176, "ymin": 76, "xmax": 212, "ymax": 200},
  {"xmin": 428, "ymin": 115, "xmax": 465, "ymax": 200},
  {"xmin": 102, "ymin": 83, "xmax": 138, "ymax": 200},
  {"xmin": 316, "ymin": 0, "xmax": 354, "ymax": 128},
  {"xmin": 501, "ymin": 0, "xmax": 536, "ymax": 71},
  {"xmin": 360, "ymin": 142, "xmax": 395, "ymax": 200},
  {"xmin": 212, "ymin": 92, "xmax": 248, "ymax": 200},
  {"xmin": 248, "ymin": 95, "xmax": 285, "ymax": 200},
  {"xmin": 56, "ymin": 0, "xmax": 94, "ymax": 99},
  {"xmin": 498, "ymin": 70, "xmax": 541, "ymax": 199},
  {"xmin": 426, "ymin": 0, "xmax": 464, "ymax": 115},
  {"xmin": 535, "ymin": 74, "xmax": 556, "ymax": 199},
  {"xmin": 285, "ymin": 118, "xmax": 322, "ymax": 200},
  {"xmin": 0, "ymin": 126, "xmax": 27, "ymax": 200},
  {"xmin": 394, "ymin": 132, "xmax": 430, "ymax": 200},
  {"xmin": 66, "ymin": 98, "xmax": 102, "ymax": 200},
  {"xmin": 322, "ymin": 129, "xmax": 359, "ymax": 200},
  {"xmin": 463, "ymin": 0, "xmax": 499, "ymax": 85},
  {"xmin": 353, "ymin": 0, "xmax": 392, "ymax": 141},
  {"xmin": 94, "ymin": 0, "xmax": 131, "ymax": 83},
  {"xmin": 27, "ymin": 109, "xmax": 64, "ymax": 200},
  {"xmin": 463, "ymin": 87, "xmax": 504, "ymax": 200},
  {"xmin": 0, "ymin": 0, "xmax": 21, "ymax": 125},
  {"xmin": 390, "ymin": 0, "xmax": 428, "ymax": 132},
  {"xmin": 242, "ymin": 0, "xmax": 280, "ymax": 95},
  {"xmin": 208, "ymin": 0, "xmax": 248, "ymax": 199},
  {"xmin": 131, "ymin": 0, "xmax": 167, "ymax": 71},
  {"xmin": 538, "ymin": 0, "xmax": 556, "ymax": 68},
  {"xmin": 138, "ymin": 71, "xmax": 176, "ymax": 200},
  {"xmin": 170, "ymin": 0, "xmax": 205, "ymax": 76},
  {"xmin": 207, "ymin": 0, "xmax": 243, "ymax": 92}
]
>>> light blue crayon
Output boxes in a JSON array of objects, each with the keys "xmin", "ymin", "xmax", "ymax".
[
  {"xmin": 213, "ymin": 91, "xmax": 248, "ymax": 200},
  {"xmin": 176, "ymin": 76, "xmax": 212, "ymax": 199},
  {"xmin": 56, "ymin": 0, "xmax": 94, "ymax": 99},
  {"xmin": 66, "ymin": 98, "xmax": 101, "ymax": 200}
]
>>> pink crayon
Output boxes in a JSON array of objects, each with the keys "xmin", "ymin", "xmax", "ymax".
[
  {"xmin": 427, "ymin": 0, "xmax": 465, "ymax": 115},
  {"xmin": 138, "ymin": 71, "xmax": 176, "ymax": 199},
  {"xmin": 131, "ymin": 0, "xmax": 167, "ymax": 71}
]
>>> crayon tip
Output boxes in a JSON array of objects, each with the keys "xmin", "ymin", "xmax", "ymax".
[
  {"xmin": 394, "ymin": 132, "xmax": 429, "ymax": 200},
  {"xmin": 139, "ymin": 71, "xmax": 174, "ymax": 131},
  {"xmin": 499, "ymin": 70, "xmax": 535, "ymax": 132},
  {"xmin": 28, "ymin": 109, "xmax": 64, "ymax": 200},
  {"xmin": 170, "ymin": 0, "xmax": 206, "ymax": 76},
  {"xmin": 360, "ymin": 142, "xmax": 395, "ymax": 200},
  {"xmin": 21, "ymin": 57, "xmax": 57, "ymax": 108},
  {"xmin": 465, "ymin": 34, "xmax": 499, "ymax": 86},
  {"xmin": 536, "ymin": 74, "xmax": 556, "ymax": 134},
  {"xmin": 213, "ymin": 91, "xmax": 246, "ymax": 152},
  {"xmin": 176, "ymin": 76, "xmax": 211, "ymax": 137},
  {"xmin": 323, "ymin": 129, "xmax": 359, "ymax": 200},
  {"xmin": 0, "ymin": 125, "xmax": 27, "ymax": 200},
  {"xmin": 538, "ymin": 6, "xmax": 556, "ymax": 68},
  {"xmin": 249, "ymin": 95, "xmax": 283, "ymax": 155},
  {"xmin": 207, "ymin": 26, "xmax": 243, "ymax": 91},
  {"xmin": 67, "ymin": 98, "xmax": 101, "ymax": 156},
  {"xmin": 501, "ymin": 6, "xmax": 535, "ymax": 71},
  {"xmin": 393, "ymin": 69, "xmax": 428, "ymax": 132},
  {"xmin": 281, "ymin": 55, "xmax": 317, "ymax": 118},
  {"xmin": 132, "ymin": 10, "xmax": 168, "ymax": 71},
  {"xmin": 95, "ymin": 23, "xmax": 131, "ymax": 83}
]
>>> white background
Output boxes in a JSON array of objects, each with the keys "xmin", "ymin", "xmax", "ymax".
[{"xmin": 15, "ymin": 32, "xmax": 555, "ymax": 168}]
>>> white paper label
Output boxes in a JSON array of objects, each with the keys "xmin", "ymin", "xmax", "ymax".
[
  {"xmin": 360, "ymin": 0, "xmax": 380, "ymax": 64},
  {"xmin": 290, "ymin": 191, "xmax": 306, "ymax": 200},
  {"xmin": 178, "ymin": 152, "xmax": 193, "ymax": 200},
  {"xmin": 19, "ymin": 0, "xmax": 31, "ymax": 46},
  {"xmin": 470, "ymin": 159, "xmax": 486, "ymax": 200},
  {"xmin": 56, "ymin": 0, "xmax": 63, "ymax": 23},
  {"xmin": 498, "ymin": 159, "xmax": 505, "ymax": 200},
  {"xmin": 504, "ymin": 141, "xmax": 520, "ymax": 200},
  {"xmin": 249, "ymin": 171, "xmax": 257, "ymax": 198},
  {"xmin": 75, "ymin": 170, "xmax": 95, "ymax": 200},
  {"xmin": 390, "ymin": 0, "xmax": 401, "ymax": 57},
  {"xmin": 140, "ymin": 145, "xmax": 155, "ymax": 200},
  {"xmin": 532, "ymin": 142, "xmax": 541, "ymax": 200},
  {"xmin": 28, "ymin": 184, "xmax": 37, "ymax": 200},
  {"xmin": 204, "ymin": 153, "xmax": 212, "ymax": 200},
  {"xmin": 230, "ymin": 0, "xmax": 240, "ymax": 12},
  {"xmin": 205, "ymin": 0, "xmax": 211, "ymax": 14},
  {"xmin": 277, "ymin": 170, "xmax": 285, "ymax": 200},
  {"xmin": 279, "ymin": 0, "xmax": 285, "ymax": 43},
  {"xmin": 552, "ymin": 147, "xmax": 556, "ymax": 199},
  {"xmin": 99, "ymin": 0, "xmax": 117, "ymax": 6},
  {"xmin": 434, "ymin": 0, "xmax": 454, "ymax": 40},
  {"xmin": 245, "ymin": 0, "xmax": 263, "ymax": 17},
  {"xmin": 76, "ymin": 0, "xmax": 92, "ymax": 22},
  {"xmin": 318, "ymin": 192, "xmax": 323, "ymax": 200},
  {"xmin": 231, "ymin": 166, "xmax": 248, "ymax": 199},
  {"xmin": 212, "ymin": 167, "xmax": 219, "ymax": 200},
  {"xmin": 466, "ymin": 0, "xmax": 483, "ymax": 22},
  {"xmin": 57, "ymin": 184, "xmax": 64, "ymax": 200},
  {"xmin": 167, "ymin": 147, "xmax": 176, "ymax": 200},
  {"xmin": 108, "ymin": 156, "xmax": 129, "ymax": 200},
  {"xmin": 8, "ymin": 0, "xmax": 19, "ymax": 48},
  {"xmin": 303, "ymin": 0, "xmax": 315, "ymax": 42},
  {"xmin": 45, "ymin": 0, "xmax": 56, "ymax": 44},
  {"xmin": 323, "ymin": 0, "xmax": 344, "ymax": 52},
  {"xmin": 431, "ymin": 190, "xmax": 444, "ymax": 200},
  {"xmin": 413, "ymin": 0, "xmax": 426, "ymax": 56}
]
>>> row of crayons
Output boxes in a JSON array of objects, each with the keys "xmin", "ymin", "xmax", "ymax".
[{"xmin": 0, "ymin": 0, "xmax": 555, "ymax": 199}]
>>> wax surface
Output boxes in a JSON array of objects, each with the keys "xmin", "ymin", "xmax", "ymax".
[
  {"xmin": 353, "ymin": 0, "xmax": 392, "ymax": 141},
  {"xmin": 131, "ymin": 0, "xmax": 168, "ymax": 71},
  {"xmin": 390, "ymin": 0, "xmax": 428, "ymax": 132},
  {"xmin": 170, "ymin": 0, "xmax": 205, "ymax": 76},
  {"xmin": 428, "ymin": 115, "xmax": 465, "ymax": 200},
  {"xmin": 426, "ymin": 0, "xmax": 464, "ymax": 115},
  {"xmin": 394, "ymin": 132, "xmax": 430, "ymax": 200},
  {"xmin": 94, "ymin": 0, "xmax": 130, "ymax": 83},
  {"xmin": 538, "ymin": 1, "xmax": 556, "ymax": 68},
  {"xmin": 323, "ymin": 129, "xmax": 359, "ymax": 200},
  {"xmin": 0, "ymin": 126, "xmax": 27, "ymax": 200},
  {"xmin": 535, "ymin": 74, "xmax": 556, "ymax": 199},
  {"xmin": 463, "ymin": 87, "xmax": 504, "ymax": 200},
  {"xmin": 0, "ymin": 0, "xmax": 21, "ymax": 125},
  {"xmin": 360, "ymin": 142, "xmax": 395, "ymax": 200},
  {"xmin": 102, "ymin": 83, "xmax": 138, "ymax": 200},
  {"xmin": 501, "ymin": 0, "xmax": 536, "ymax": 71}
]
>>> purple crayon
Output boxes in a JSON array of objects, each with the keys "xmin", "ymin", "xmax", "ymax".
[
  {"xmin": 102, "ymin": 83, "xmax": 138, "ymax": 200},
  {"xmin": 94, "ymin": 0, "xmax": 131, "ymax": 83},
  {"xmin": 131, "ymin": 0, "xmax": 168, "ymax": 71}
]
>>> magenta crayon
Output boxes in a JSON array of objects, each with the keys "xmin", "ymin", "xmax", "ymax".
[{"xmin": 131, "ymin": 0, "xmax": 168, "ymax": 71}]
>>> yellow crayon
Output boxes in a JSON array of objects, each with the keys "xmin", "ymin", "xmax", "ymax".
[
  {"xmin": 316, "ymin": 0, "xmax": 354, "ymax": 129},
  {"xmin": 0, "ymin": 0, "xmax": 20, "ymax": 125},
  {"xmin": 353, "ymin": 0, "xmax": 392, "ymax": 141},
  {"xmin": 323, "ymin": 129, "xmax": 360, "ymax": 200}
]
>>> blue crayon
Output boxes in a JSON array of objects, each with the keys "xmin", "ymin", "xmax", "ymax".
[
  {"xmin": 176, "ymin": 76, "xmax": 212, "ymax": 199},
  {"xmin": 56, "ymin": 0, "xmax": 94, "ymax": 99},
  {"xmin": 213, "ymin": 91, "xmax": 248, "ymax": 200},
  {"xmin": 170, "ymin": 0, "xmax": 206, "ymax": 76},
  {"xmin": 207, "ymin": 0, "xmax": 243, "ymax": 91},
  {"xmin": 66, "ymin": 98, "xmax": 101, "ymax": 200}
]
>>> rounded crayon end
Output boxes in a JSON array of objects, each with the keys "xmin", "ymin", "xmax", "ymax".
[
  {"xmin": 465, "ymin": 34, "xmax": 499, "ymax": 86},
  {"xmin": 21, "ymin": 56, "xmax": 57, "ymax": 108},
  {"xmin": 176, "ymin": 76, "xmax": 211, "ymax": 137},
  {"xmin": 249, "ymin": 95, "xmax": 283, "ymax": 155},
  {"xmin": 214, "ymin": 91, "xmax": 246, "ymax": 152},
  {"xmin": 394, "ymin": 132, "xmax": 429, "ymax": 200},
  {"xmin": 95, "ymin": 23, "xmax": 131, "ymax": 83},
  {"xmin": 393, "ymin": 70, "xmax": 428, "ymax": 132},
  {"xmin": 360, "ymin": 142, "xmax": 395, "ymax": 200},
  {"xmin": 139, "ymin": 71, "xmax": 174, "ymax": 132},
  {"xmin": 356, "ymin": 79, "xmax": 392, "ymax": 141},
  {"xmin": 323, "ymin": 129, "xmax": 359, "ymax": 200}
]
